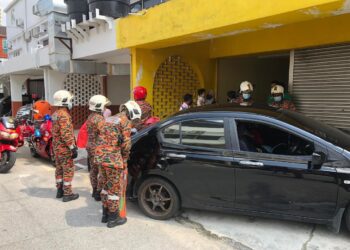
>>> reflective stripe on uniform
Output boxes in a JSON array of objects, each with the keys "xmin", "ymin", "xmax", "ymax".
[
  {"xmin": 63, "ymin": 181, "xmax": 71, "ymax": 186},
  {"xmin": 101, "ymin": 189, "xmax": 108, "ymax": 195},
  {"xmin": 108, "ymin": 195, "xmax": 119, "ymax": 201},
  {"xmin": 56, "ymin": 179, "xmax": 63, "ymax": 183}
]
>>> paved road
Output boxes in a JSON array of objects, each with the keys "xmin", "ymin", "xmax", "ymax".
[{"xmin": 0, "ymin": 147, "xmax": 349, "ymax": 250}]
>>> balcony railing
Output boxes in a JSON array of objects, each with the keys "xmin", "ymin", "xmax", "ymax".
[{"xmin": 130, "ymin": 0, "xmax": 169, "ymax": 13}]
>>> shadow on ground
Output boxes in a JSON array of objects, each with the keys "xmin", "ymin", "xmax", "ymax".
[{"xmin": 64, "ymin": 189, "xmax": 105, "ymax": 228}]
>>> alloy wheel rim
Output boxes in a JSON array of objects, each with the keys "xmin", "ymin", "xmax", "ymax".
[{"xmin": 142, "ymin": 183, "xmax": 173, "ymax": 216}]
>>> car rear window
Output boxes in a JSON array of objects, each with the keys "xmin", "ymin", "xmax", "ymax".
[{"xmin": 161, "ymin": 119, "xmax": 226, "ymax": 149}]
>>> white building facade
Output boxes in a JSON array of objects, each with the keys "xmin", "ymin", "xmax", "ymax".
[{"xmin": 0, "ymin": 0, "xmax": 131, "ymax": 127}]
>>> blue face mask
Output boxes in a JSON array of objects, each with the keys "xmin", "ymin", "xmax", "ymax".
[
  {"xmin": 242, "ymin": 93, "xmax": 251, "ymax": 100},
  {"xmin": 274, "ymin": 96, "xmax": 282, "ymax": 102}
]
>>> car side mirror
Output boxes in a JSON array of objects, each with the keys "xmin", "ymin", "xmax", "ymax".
[{"xmin": 311, "ymin": 152, "xmax": 327, "ymax": 169}]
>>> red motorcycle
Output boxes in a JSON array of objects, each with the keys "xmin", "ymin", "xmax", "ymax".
[
  {"xmin": 0, "ymin": 117, "xmax": 24, "ymax": 173},
  {"xmin": 27, "ymin": 115, "xmax": 55, "ymax": 165}
]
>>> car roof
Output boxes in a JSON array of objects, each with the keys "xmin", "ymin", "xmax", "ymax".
[{"xmin": 174, "ymin": 103, "xmax": 282, "ymax": 119}]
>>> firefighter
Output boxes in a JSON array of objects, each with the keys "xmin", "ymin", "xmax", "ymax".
[
  {"xmin": 267, "ymin": 81, "xmax": 293, "ymax": 106},
  {"xmin": 86, "ymin": 95, "xmax": 111, "ymax": 201},
  {"xmin": 269, "ymin": 85, "xmax": 296, "ymax": 111},
  {"xmin": 97, "ymin": 100, "xmax": 140, "ymax": 228},
  {"xmin": 235, "ymin": 81, "xmax": 254, "ymax": 106},
  {"xmin": 52, "ymin": 90, "xmax": 79, "ymax": 202},
  {"xmin": 133, "ymin": 86, "xmax": 152, "ymax": 131}
]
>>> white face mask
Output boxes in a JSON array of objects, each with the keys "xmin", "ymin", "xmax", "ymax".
[
  {"xmin": 243, "ymin": 93, "xmax": 251, "ymax": 100},
  {"xmin": 274, "ymin": 96, "xmax": 282, "ymax": 102},
  {"xmin": 67, "ymin": 102, "xmax": 73, "ymax": 110}
]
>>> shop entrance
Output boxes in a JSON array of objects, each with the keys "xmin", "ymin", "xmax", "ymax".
[{"xmin": 217, "ymin": 52, "xmax": 290, "ymax": 104}]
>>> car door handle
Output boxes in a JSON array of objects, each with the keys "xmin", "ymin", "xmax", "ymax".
[
  {"xmin": 239, "ymin": 161, "xmax": 264, "ymax": 167},
  {"xmin": 166, "ymin": 153, "xmax": 187, "ymax": 159}
]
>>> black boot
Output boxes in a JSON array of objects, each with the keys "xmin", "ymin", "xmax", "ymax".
[
  {"xmin": 101, "ymin": 206, "xmax": 108, "ymax": 223},
  {"xmin": 62, "ymin": 193, "xmax": 79, "ymax": 202},
  {"xmin": 94, "ymin": 190, "xmax": 101, "ymax": 201},
  {"xmin": 107, "ymin": 211, "xmax": 127, "ymax": 228},
  {"xmin": 56, "ymin": 187, "xmax": 63, "ymax": 198}
]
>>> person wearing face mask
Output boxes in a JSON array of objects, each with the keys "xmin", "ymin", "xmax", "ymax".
[
  {"xmin": 52, "ymin": 90, "xmax": 79, "ymax": 202},
  {"xmin": 235, "ymin": 81, "xmax": 254, "ymax": 106},
  {"xmin": 269, "ymin": 85, "xmax": 296, "ymax": 111},
  {"xmin": 205, "ymin": 90, "xmax": 216, "ymax": 105},
  {"xmin": 267, "ymin": 81, "xmax": 292, "ymax": 106},
  {"xmin": 86, "ymin": 95, "xmax": 112, "ymax": 202}
]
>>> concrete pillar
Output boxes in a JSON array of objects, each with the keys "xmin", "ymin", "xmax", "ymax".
[
  {"xmin": 43, "ymin": 69, "xmax": 67, "ymax": 104},
  {"xmin": 10, "ymin": 75, "xmax": 28, "ymax": 116}
]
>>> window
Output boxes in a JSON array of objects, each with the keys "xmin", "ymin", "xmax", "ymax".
[
  {"xmin": 181, "ymin": 120, "xmax": 225, "ymax": 149},
  {"xmin": 161, "ymin": 119, "xmax": 226, "ymax": 149},
  {"xmin": 163, "ymin": 123, "xmax": 180, "ymax": 144},
  {"xmin": 236, "ymin": 121, "xmax": 314, "ymax": 156}
]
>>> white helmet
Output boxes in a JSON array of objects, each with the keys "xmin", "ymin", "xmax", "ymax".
[
  {"xmin": 120, "ymin": 101, "xmax": 142, "ymax": 120},
  {"xmin": 53, "ymin": 90, "xmax": 74, "ymax": 108},
  {"xmin": 271, "ymin": 85, "xmax": 284, "ymax": 95},
  {"xmin": 89, "ymin": 95, "xmax": 111, "ymax": 112},
  {"xmin": 240, "ymin": 81, "xmax": 254, "ymax": 93}
]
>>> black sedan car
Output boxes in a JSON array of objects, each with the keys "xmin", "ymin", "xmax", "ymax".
[{"xmin": 128, "ymin": 104, "xmax": 350, "ymax": 233}]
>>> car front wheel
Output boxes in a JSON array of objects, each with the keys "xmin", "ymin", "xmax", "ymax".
[
  {"xmin": 346, "ymin": 206, "xmax": 350, "ymax": 232},
  {"xmin": 137, "ymin": 177, "xmax": 180, "ymax": 220}
]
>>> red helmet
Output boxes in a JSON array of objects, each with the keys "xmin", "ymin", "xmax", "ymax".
[{"xmin": 133, "ymin": 86, "xmax": 147, "ymax": 100}]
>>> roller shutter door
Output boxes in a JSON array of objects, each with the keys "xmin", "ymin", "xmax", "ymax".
[{"xmin": 292, "ymin": 44, "xmax": 350, "ymax": 131}]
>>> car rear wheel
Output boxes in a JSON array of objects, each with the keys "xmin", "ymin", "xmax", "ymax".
[{"xmin": 137, "ymin": 177, "xmax": 180, "ymax": 220}]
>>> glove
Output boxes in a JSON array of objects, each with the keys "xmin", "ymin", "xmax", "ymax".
[{"xmin": 70, "ymin": 145, "xmax": 78, "ymax": 159}]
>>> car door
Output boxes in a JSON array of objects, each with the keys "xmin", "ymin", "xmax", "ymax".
[
  {"xmin": 159, "ymin": 117, "xmax": 235, "ymax": 209},
  {"xmin": 233, "ymin": 118, "xmax": 338, "ymax": 219}
]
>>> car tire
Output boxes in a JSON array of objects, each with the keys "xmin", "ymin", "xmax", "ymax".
[
  {"xmin": 137, "ymin": 177, "xmax": 180, "ymax": 220},
  {"xmin": 345, "ymin": 206, "xmax": 350, "ymax": 232},
  {"xmin": 30, "ymin": 147, "xmax": 39, "ymax": 158}
]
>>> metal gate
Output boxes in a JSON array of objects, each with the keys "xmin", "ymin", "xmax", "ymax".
[{"xmin": 292, "ymin": 44, "xmax": 350, "ymax": 131}]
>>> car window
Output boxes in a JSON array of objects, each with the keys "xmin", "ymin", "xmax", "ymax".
[
  {"xmin": 236, "ymin": 120, "xmax": 314, "ymax": 156},
  {"xmin": 181, "ymin": 119, "xmax": 226, "ymax": 149},
  {"xmin": 162, "ymin": 123, "xmax": 180, "ymax": 144}
]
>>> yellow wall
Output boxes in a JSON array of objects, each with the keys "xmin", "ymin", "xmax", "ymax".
[
  {"xmin": 123, "ymin": 0, "xmax": 350, "ymax": 110},
  {"xmin": 117, "ymin": 0, "xmax": 347, "ymax": 49},
  {"xmin": 131, "ymin": 41, "xmax": 216, "ymax": 105},
  {"xmin": 211, "ymin": 13, "xmax": 350, "ymax": 58}
]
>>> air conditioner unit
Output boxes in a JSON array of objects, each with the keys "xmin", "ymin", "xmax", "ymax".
[
  {"xmin": 32, "ymin": 4, "xmax": 40, "ymax": 16},
  {"xmin": 31, "ymin": 26, "xmax": 40, "ymax": 38},
  {"xmin": 15, "ymin": 19, "xmax": 24, "ymax": 28},
  {"xmin": 24, "ymin": 31, "xmax": 31, "ymax": 42}
]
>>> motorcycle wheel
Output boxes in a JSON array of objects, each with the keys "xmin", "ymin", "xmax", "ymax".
[
  {"xmin": 0, "ymin": 151, "xmax": 17, "ymax": 173},
  {"xmin": 30, "ymin": 147, "xmax": 39, "ymax": 158}
]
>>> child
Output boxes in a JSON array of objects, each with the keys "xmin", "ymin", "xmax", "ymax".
[
  {"xmin": 180, "ymin": 94, "xmax": 193, "ymax": 111},
  {"xmin": 196, "ymin": 89, "xmax": 206, "ymax": 106}
]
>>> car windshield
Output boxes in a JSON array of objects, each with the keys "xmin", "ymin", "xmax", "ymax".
[{"xmin": 279, "ymin": 110, "xmax": 350, "ymax": 151}]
